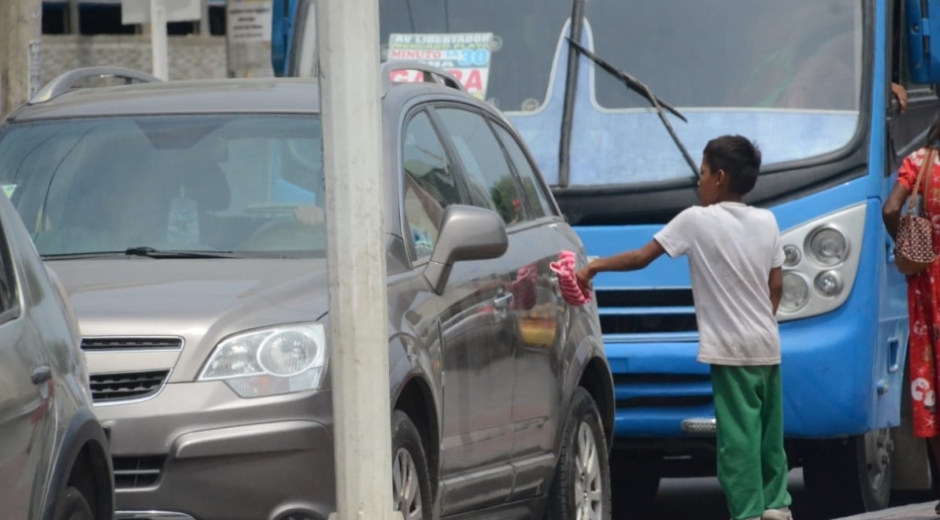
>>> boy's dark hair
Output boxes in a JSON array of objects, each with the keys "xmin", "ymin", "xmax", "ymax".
[{"xmin": 703, "ymin": 135, "xmax": 762, "ymax": 196}]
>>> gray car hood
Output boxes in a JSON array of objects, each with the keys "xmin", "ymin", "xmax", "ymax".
[{"xmin": 46, "ymin": 258, "xmax": 329, "ymax": 378}]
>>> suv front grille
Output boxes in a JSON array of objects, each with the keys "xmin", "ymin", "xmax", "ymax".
[
  {"xmin": 90, "ymin": 370, "xmax": 170, "ymax": 403},
  {"xmin": 82, "ymin": 337, "xmax": 182, "ymax": 351},
  {"xmin": 113, "ymin": 455, "xmax": 165, "ymax": 489}
]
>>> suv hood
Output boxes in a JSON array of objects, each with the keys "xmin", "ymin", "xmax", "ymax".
[{"xmin": 46, "ymin": 258, "xmax": 329, "ymax": 379}]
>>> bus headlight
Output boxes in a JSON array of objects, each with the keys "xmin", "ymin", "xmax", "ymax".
[
  {"xmin": 807, "ymin": 227, "xmax": 849, "ymax": 267},
  {"xmin": 783, "ymin": 245, "xmax": 802, "ymax": 267},
  {"xmin": 199, "ymin": 324, "xmax": 327, "ymax": 398},
  {"xmin": 777, "ymin": 203, "xmax": 866, "ymax": 322},
  {"xmin": 780, "ymin": 272, "xmax": 810, "ymax": 312},
  {"xmin": 814, "ymin": 270, "xmax": 843, "ymax": 297}
]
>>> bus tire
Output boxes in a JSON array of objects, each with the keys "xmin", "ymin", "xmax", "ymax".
[{"xmin": 803, "ymin": 429, "xmax": 892, "ymax": 517}]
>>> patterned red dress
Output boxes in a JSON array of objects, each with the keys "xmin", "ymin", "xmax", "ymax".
[{"xmin": 899, "ymin": 148, "xmax": 940, "ymax": 438}]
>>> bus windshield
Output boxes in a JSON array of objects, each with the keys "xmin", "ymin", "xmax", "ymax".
[
  {"xmin": 379, "ymin": 0, "xmax": 572, "ymax": 113},
  {"xmin": 567, "ymin": 0, "xmax": 863, "ymax": 185},
  {"xmin": 295, "ymin": 0, "xmax": 863, "ymax": 187}
]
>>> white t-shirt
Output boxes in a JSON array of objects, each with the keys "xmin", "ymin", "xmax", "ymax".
[{"xmin": 653, "ymin": 202, "xmax": 785, "ymax": 366}]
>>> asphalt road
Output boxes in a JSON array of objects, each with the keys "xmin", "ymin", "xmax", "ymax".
[
  {"xmin": 616, "ymin": 471, "xmax": 938, "ymax": 520},
  {"xmin": 613, "ymin": 470, "xmax": 805, "ymax": 520}
]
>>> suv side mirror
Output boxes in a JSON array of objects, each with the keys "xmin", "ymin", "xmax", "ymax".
[
  {"xmin": 907, "ymin": 0, "xmax": 940, "ymax": 84},
  {"xmin": 424, "ymin": 205, "xmax": 508, "ymax": 294}
]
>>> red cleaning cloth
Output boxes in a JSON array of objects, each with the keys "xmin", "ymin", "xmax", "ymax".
[{"xmin": 549, "ymin": 250, "xmax": 592, "ymax": 306}]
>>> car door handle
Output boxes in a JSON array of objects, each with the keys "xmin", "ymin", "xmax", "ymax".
[
  {"xmin": 31, "ymin": 365, "xmax": 52, "ymax": 385},
  {"xmin": 493, "ymin": 293, "xmax": 514, "ymax": 309}
]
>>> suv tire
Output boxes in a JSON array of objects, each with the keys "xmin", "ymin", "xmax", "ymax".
[
  {"xmin": 545, "ymin": 387, "xmax": 611, "ymax": 520},
  {"xmin": 391, "ymin": 410, "xmax": 432, "ymax": 520},
  {"xmin": 54, "ymin": 487, "xmax": 94, "ymax": 520}
]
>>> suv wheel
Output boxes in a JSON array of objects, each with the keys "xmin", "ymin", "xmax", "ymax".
[
  {"xmin": 391, "ymin": 410, "xmax": 432, "ymax": 520},
  {"xmin": 54, "ymin": 487, "xmax": 94, "ymax": 520},
  {"xmin": 545, "ymin": 387, "xmax": 611, "ymax": 520}
]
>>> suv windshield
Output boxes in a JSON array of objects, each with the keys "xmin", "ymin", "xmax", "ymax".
[{"xmin": 0, "ymin": 114, "xmax": 325, "ymax": 258}]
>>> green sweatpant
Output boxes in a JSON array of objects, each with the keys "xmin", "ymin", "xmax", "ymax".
[{"xmin": 711, "ymin": 364, "xmax": 792, "ymax": 520}]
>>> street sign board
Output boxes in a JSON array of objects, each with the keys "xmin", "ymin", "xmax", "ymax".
[
  {"xmin": 121, "ymin": 0, "xmax": 200, "ymax": 24},
  {"xmin": 226, "ymin": 0, "xmax": 274, "ymax": 77}
]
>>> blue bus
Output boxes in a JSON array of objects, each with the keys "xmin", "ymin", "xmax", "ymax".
[{"xmin": 273, "ymin": 0, "xmax": 940, "ymax": 515}]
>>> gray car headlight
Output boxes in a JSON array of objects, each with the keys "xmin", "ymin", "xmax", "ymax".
[{"xmin": 199, "ymin": 324, "xmax": 327, "ymax": 398}]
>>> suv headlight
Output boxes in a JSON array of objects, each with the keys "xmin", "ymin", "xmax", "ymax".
[
  {"xmin": 777, "ymin": 203, "xmax": 865, "ymax": 321},
  {"xmin": 199, "ymin": 324, "xmax": 327, "ymax": 398}
]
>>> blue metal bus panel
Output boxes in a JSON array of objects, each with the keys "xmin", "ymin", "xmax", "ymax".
[{"xmin": 579, "ymin": 176, "xmax": 906, "ymax": 440}]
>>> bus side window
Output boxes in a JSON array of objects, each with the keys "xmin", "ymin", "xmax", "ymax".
[{"xmin": 890, "ymin": 0, "xmax": 940, "ymax": 165}]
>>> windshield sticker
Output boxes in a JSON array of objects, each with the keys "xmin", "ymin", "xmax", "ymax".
[
  {"xmin": 387, "ymin": 33, "xmax": 494, "ymax": 100},
  {"xmin": 1, "ymin": 185, "xmax": 16, "ymax": 198}
]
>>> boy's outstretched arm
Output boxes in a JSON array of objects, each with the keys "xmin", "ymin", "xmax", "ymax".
[
  {"xmin": 576, "ymin": 239, "xmax": 667, "ymax": 292},
  {"xmin": 769, "ymin": 267, "xmax": 783, "ymax": 315}
]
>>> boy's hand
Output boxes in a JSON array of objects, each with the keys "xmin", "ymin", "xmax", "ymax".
[
  {"xmin": 576, "ymin": 264, "xmax": 595, "ymax": 293},
  {"xmin": 573, "ymin": 241, "xmax": 665, "ymax": 292},
  {"xmin": 891, "ymin": 82, "xmax": 908, "ymax": 113}
]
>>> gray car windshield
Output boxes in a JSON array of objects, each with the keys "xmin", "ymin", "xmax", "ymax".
[{"xmin": 0, "ymin": 115, "xmax": 325, "ymax": 257}]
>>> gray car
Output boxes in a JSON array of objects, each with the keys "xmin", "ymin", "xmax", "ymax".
[
  {"xmin": 0, "ymin": 156, "xmax": 114, "ymax": 519},
  {"xmin": 0, "ymin": 64, "xmax": 614, "ymax": 520}
]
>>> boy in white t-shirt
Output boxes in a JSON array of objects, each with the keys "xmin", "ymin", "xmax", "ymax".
[{"xmin": 576, "ymin": 135, "xmax": 791, "ymax": 520}]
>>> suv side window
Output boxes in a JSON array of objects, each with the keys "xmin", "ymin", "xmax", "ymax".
[
  {"xmin": 491, "ymin": 123, "xmax": 557, "ymax": 219},
  {"xmin": 401, "ymin": 111, "xmax": 464, "ymax": 261},
  {"xmin": 435, "ymin": 108, "xmax": 526, "ymax": 227},
  {"xmin": 0, "ymin": 223, "xmax": 19, "ymax": 319}
]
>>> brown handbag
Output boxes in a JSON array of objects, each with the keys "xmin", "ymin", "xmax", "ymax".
[{"xmin": 896, "ymin": 148, "xmax": 938, "ymax": 275}]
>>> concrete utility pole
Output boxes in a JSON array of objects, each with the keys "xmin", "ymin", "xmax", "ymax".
[
  {"xmin": 0, "ymin": 0, "xmax": 42, "ymax": 119},
  {"xmin": 68, "ymin": 0, "xmax": 80, "ymax": 34},
  {"xmin": 199, "ymin": 0, "xmax": 209, "ymax": 35},
  {"xmin": 149, "ymin": 0, "xmax": 169, "ymax": 80},
  {"xmin": 317, "ymin": 0, "xmax": 401, "ymax": 518}
]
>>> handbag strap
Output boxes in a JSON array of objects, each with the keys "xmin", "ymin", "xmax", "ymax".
[{"xmin": 908, "ymin": 148, "xmax": 937, "ymax": 215}]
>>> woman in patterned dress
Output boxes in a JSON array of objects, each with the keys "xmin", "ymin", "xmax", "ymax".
[{"xmin": 883, "ymin": 121, "xmax": 940, "ymax": 508}]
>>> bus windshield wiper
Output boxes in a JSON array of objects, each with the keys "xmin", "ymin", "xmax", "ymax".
[
  {"xmin": 125, "ymin": 247, "xmax": 237, "ymax": 259},
  {"xmin": 42, "ymin": 251, "xmax": 126, "ymax": 260},
  {"xmin": 566, "ymin": 38, "xmax": 700, "ymax": 178}
]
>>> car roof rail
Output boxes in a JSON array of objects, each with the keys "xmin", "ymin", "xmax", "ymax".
[
  {"xmin": 381, "ymin": 61, "xmax": 466, "ymax": 96},
  {"xmin": 29, "ymin": 66, "xmax": 162, "ymax": 105}
]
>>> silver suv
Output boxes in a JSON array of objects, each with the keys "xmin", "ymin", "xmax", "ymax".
[
  {"xmin": 0, "ymin": 65, "xmax": 614, "ymax": 520},
  {"xmin": 0, "ymin": 153, "xmax": 114, "ymax": 519}
]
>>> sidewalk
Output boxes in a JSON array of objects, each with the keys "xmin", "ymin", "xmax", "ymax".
[{"xmin": 835, "ymin": 503, "xmax": 936, "ymax": 520}]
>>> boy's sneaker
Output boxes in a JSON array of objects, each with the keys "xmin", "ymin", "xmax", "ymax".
[{"xmin": 761, "ymin": 507, "xmax": 793, "ymax": 520}]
